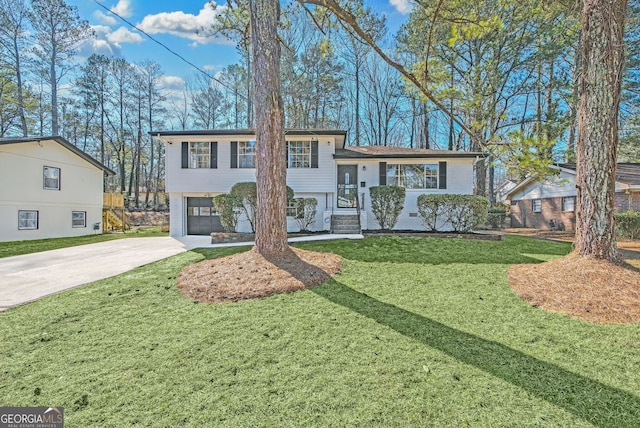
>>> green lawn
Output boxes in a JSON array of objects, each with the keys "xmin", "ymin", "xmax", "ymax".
[
  {"xmin": 0, "ymin": 227, "xmax": 168, "ymax": 259},
  {"xmin": 2, "ymin": 236, "xmax": 640, "ymax": 427}
]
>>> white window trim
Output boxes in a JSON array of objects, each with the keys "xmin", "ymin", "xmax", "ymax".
[
  {"xmin": 43, "ymin": 166, "xmax": 60, "ymax": 190},
  {"xmin": 532, "ymin": 199, "xmax": 542, "ymax": 213},
  {"xmin": 72, "ymin": 211, "xmax": 87, "ymax": 228},
  {"xmin": 238, "ymin": 140, "xmax": 256, "ymax": 169},
  {"xmin": 387, "ymin": 163, "xmax": 438, "ymax": 189},
  {"xmin": 19, "ymin": 210, "xmax": 39, "ymax": 230},
  {"xmin": 189, "ymin": 142, "xmax": 211, "ymax": 169},
  {"xmin": 562, "ymin": 196, "xmax": 576, "ymax": 212},
  {"xmin": 288, "ymin": 141, "xmax": 311, "ymax": 168}
]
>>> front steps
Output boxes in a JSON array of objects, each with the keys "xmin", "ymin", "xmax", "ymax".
[{"xmin": 331, "ymin": 214, "xmax": 361, "ymax": 234}]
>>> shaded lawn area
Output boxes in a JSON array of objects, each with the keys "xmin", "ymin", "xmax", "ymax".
[
  {"xmin": 1, "ymin": 236, "xmax": 640, "ymax": 427},
  {"xmin": 0, "ymin": 227, "xmax": 168, "ymax": 259}
]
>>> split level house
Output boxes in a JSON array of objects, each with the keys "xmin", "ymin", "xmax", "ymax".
[
  {"xmin": 0, "ymin": 136, "xmax": 114, "ymax": 242},
  {"xmin": 507, "ymin": 163, "xmax": 640, "ymax": 231},
  {"xmin": 154, "ymin": 129, "xmax": 482, "ymax": 237}
]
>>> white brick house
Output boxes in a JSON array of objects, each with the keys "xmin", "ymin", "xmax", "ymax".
[{"xmin": 152, "ymin": 129, "xmax": 481, "ymax": 237}]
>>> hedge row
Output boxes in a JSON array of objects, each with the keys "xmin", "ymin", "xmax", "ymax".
[
  {"xmin": 616, "ymin": 210, "xmax": 640, "ymax": 239},
  {"xmin": 417, "ymin": 194, "xmax": 489, "ymax": 232}
]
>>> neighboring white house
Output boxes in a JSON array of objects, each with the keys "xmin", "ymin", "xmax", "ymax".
[
  {"xmin": 152, "ymin": 129, "xmax": 481, "ymax": 237},
  {"xmin": 507, "ymin": 163, "xmax": 640, "ymax": 230},
  {"xmin": 0, "ymin": 136, "xmax": 114, "ymax": 242}
]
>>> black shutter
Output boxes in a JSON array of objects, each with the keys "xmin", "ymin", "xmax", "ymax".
[
  {"xmin": 379, "ymin": 162, "xmax": 387, "ymax": 185},
  {"xmin": 230, "ymin": 141, "xmax": 238, "ymax": 168},
  {"xmin": 181, "ymin": 142, "xmax": 189, "ymax": 168},
  {"xmin": 311, "ymin": 140, "xmax": 318, "ymax": 168},
  {"xmin": 210, "ymin": 142, "xmax": 217, "ymax": 168},
  {"xmin": 286, "ymin": 141, "xmax": 289, "ymax": 168},
  {"xmin": 439, "ymin": 161, "xmax": 447, "ymax": 189}
]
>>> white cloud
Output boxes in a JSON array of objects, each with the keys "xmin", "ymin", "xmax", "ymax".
[
  {"xmin": 107, "ymin": 27, "xmax": 144, "ymax": 45},
  {"xmin": 137, "ymin": 2, "xmax": 229, "ymax": 45},
  {"xmin": 111, "ymin": 0, "xmax": 134, "ymax": 18},
  {"xmin": 159, "ymin": 75, "xmax": 186, "ymax": 91},
  {"xmin": 94, "ymin": 10, "xmax": 117, "ymax": 26},
  {"xmin": 76, "ymin": 24, "xmax": 143, "ymax": 58},
  {"xmin": 389, "ymin": 0, "xmax": 413, "ymax": 14}
]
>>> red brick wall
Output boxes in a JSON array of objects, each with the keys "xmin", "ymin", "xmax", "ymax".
[
  {"xmin": 615, "ymin": 191, "xmax": 640, "ymax": 211},
  {"xmin": 510, "ymin": 197, "xmax": 576, "ymax": 230}
]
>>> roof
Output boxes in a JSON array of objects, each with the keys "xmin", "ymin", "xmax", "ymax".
[
  {"xmin": 150, "ymin": 128, "xmax": 347, "ymax": 137},
  {"xmin": 0, "ymin": 136, "xmax": 115, "ymax": 175},
  {"xmin": 558, "ymin": 163, "xmax": 640, "ymax": 186},
  {"xmin": 506, "ymin": 162, "xmax": 640, "ymax": 200},
  {"xmin": 151, "ymin": 128, "xmax": 348, "ymax": 149},
  {"xmin": 334, "ymin": 146, "xmax": 482, "ymax": 159}
]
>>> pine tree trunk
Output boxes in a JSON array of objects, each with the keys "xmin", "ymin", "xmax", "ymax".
[
  {"xmin": 574, "ymin": 0, "xmax": 627, "ymax": 261},
  {"xmin": 250, "ymin": 0, "xmax": 289, "ymax": 256}
]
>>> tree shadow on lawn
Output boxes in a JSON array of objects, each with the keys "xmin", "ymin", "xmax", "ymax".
[{"xmin": 312, "ymin": 281, "xmax": 640, "ymax": 427}]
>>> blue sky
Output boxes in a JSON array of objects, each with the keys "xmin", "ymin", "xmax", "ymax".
[{"xmin": 67, "ymin": 0, "xmax": 413, "ymax": 90}]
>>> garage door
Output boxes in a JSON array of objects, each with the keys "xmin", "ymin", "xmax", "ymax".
[{"xmin": 186, "ymin": 197, "xmax": 224, "ymax": 235}]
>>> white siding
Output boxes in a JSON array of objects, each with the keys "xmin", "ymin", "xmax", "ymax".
[
  {"xmin": 0, "ymin": 140, "xmax": 105, "ymax": 242},
  {"xmin": 510, "ymin": 171, "xmax": 577, "ymax": 201},
  {"xmin": 337, "ymin": 158, "xmax": 476, "ymax": 230},
  {"xmin": 163, "ymin": 136, "xmax": 337, "ymax": 194}
]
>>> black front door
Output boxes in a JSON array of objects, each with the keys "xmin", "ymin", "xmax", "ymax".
[
  {"xmin": 186, "ymin": 197, "xmax": 224, "ymax": 235},
  {"xmin": 337, "ymin": 165, "xmax": 358, "ymax": 208}
]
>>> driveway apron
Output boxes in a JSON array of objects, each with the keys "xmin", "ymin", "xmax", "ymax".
[{"xmin": 0, "ymin": 237, "xmax": 189, "ymax": 311}]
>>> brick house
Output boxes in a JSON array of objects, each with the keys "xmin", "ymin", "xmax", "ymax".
[{"xmin": 506, "ymin": 163, "xmax": 640, "ymax": 231}]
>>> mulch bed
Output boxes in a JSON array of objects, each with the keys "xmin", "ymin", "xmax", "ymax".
[
  {"xmin": 509, "ymin": 253, "xmax": 640, "ymax": 324},
  {"xmin": 178, "ymin": 247, "xmax": 342, "ymax": 303}
]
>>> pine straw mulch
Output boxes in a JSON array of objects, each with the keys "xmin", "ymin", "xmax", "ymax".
[
  {"xmin": 508, "ymin": 252, "xmax": 640, "ymax": 324},
  {"xmin": 178, "ymin": 247, "xmax": 342, "ymax": 304}
]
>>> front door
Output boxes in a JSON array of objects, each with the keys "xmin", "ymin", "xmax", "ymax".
[{"xmin": 337, "ymin": 165, "xmax": 358, "ymax": 208}]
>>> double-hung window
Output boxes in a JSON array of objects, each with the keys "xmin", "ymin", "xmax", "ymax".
[
  {"xmin": 288, "ymin": 141, "xmax": 311, "ymax": 168},
  {"xmin": 562, "ymin": 196, "xmax": 575, "ymax": 212},
  {"xmin": 43, "ymin": 166, "xmax": 60, "ymax": 190},
  {"xmin": 532, "ymin": 199, "xmax": 542, "ymax": 213},
  {"xmin": 237, "ymin": 141, "xmax": 256, "ymax": 168},
  {"xmin": 19, "ymin": 210, "xmax": 38, "ymax": 230},
  {"xmin": 189, "ymin": 142, "xmax": 211, "ymax": 168},
  {"xmin": 387, "ymin": 164, "xmax": 438, "ymax": 189}
]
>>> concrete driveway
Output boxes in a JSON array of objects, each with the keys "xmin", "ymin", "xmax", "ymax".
[
  {"xmin": 0, "ymin": 234, "xmax": 362, "ymax": 312},
  {"xmin": 0, "ymin": 237, "xmax": 193, "ymax": 311}
]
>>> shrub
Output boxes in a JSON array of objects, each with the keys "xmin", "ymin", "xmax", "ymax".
[
  {"xmin": 293, "ymin": 198, "xmax": 318, "ymax": 232},
  {"xmin": 487, "ymin": 205, "xmax": 508, "ymax": 229},
  {"xmin": 230, "ymin": 182, "xmax": 258, "ymax": 232},
  {"xmin": 416, "ymin": 194, "xmax": 489, "ymax": 232},
  {"xmin": 229, "ymin": 182, "xmax": 295, "ymax": 233},
  {"xmin": 616, "ymin": 210, "xmax": 640, "ymax": 239},
  {"xmin": 213, "ymin": 193, "xmax": 241, "ymax": 232},
  {"xmin": 369, "ymin": 186, "xmax": 406, "ymax": 230},
  {"xmin": 417, "ymin": 194, "xmax": 447, "ymax": 231}
]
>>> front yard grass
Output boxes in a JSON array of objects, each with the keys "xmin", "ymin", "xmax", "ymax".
[
  {"xmin": 0, "ymin": 226, "xmax": 168, "ymax": 259},
  {"xmin": 2, "ymin": 236, "xmax": 640, "ymax": 427}
]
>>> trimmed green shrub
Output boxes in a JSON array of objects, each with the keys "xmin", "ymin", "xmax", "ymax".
[
  {"xmin": 213, "ymin": 193, "xmax": 241, "ymax": 232},
  {"xmin": 293, "ymin": 198, "xmax": 318, "ymax": 232},
  {"xmin": 229, "ymin": 182, "xmax": 295, "ymax": 233},
  {"xmin": 370, "ymin": 186, "xmax": 406, "ymax": 230},
  {"xmin": 417, "ymin": 194, "xmax": 447, "ymax": 231},
  {"xmin": 616, "ymin": 210, "xmax": 640, "ymax": 239},
  {"xmin": 487, "ymin": 205, "xmax": 509, "ymax": 229},
  {"xmin": 417, "ymin": 194, "xmax": 489, "ymax": 232},
  {"xmin": 230, "ymin": 182, "xmax": 258, "ymax": 232}
]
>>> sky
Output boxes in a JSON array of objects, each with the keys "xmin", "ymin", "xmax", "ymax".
[{"xmin": 66, "ymin": 0, "xmax": 413, "ymax": 91}]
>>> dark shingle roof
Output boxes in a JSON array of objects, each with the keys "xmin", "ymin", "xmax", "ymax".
[
  {"xmin": 558, "ymin": 163, "xmax": 640, "ymax": 186},
  {"xmin": 334, "ymin": 146, "xmax": 482, "ymax": 159},
  {"xmin": 0, "ymin": 136, "xmax": 114, "ymax": 174}
]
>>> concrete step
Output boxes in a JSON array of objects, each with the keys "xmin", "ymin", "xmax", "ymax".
[{"xmin": 331, "ymin": 215, "xmax": 361, "ymax": 234}]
